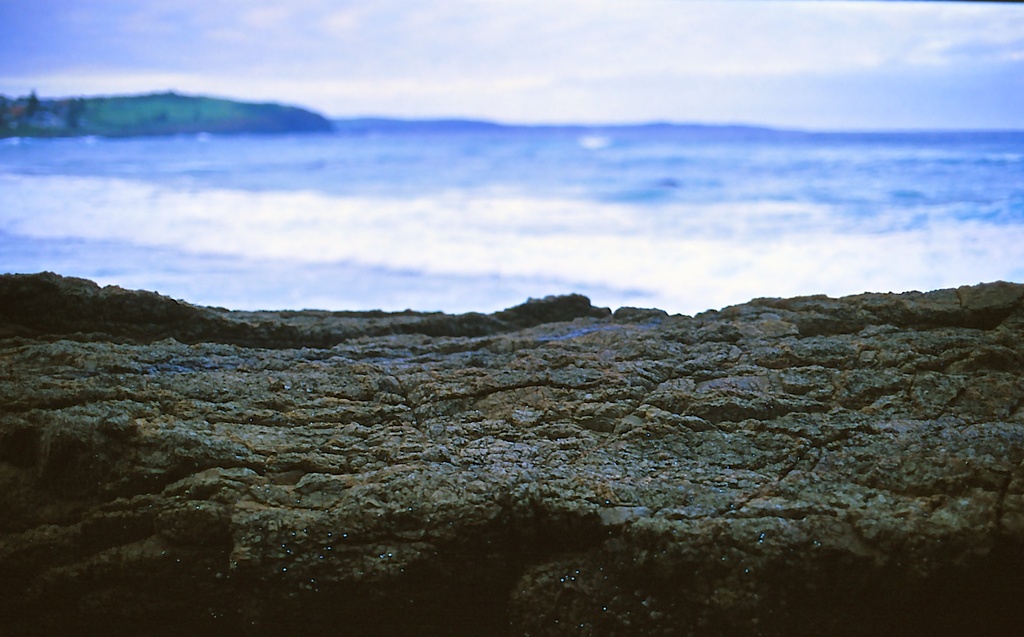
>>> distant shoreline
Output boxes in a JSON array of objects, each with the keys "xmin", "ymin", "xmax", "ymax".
[
  {"xmin": 2, "ymin": 91, "xmax": 1022, "ymax": 140},
  {"xmin": 0, "ymin": 91, "xmax": 333, "ymax": 138},
  {"xmin": 330, "ymin": 117, "xmax": 1024, "ymax": 139}
]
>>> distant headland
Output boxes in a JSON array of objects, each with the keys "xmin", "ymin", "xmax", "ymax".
[{"xmin": 0, "ymin": 91, "xmax": 333, "ymax": 138}]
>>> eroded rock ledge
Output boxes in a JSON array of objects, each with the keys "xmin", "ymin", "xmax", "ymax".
[{"xmin": 1, "ymin": 273, "xmax": 1023, "ymax": 636}]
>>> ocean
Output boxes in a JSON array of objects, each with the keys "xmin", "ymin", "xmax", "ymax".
[{"xmin": 2, "ymin": 123, "xmax": 1023, "ymax": 315}]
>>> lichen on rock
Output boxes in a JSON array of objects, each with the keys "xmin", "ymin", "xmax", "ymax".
[{"xmin": 1, "ymin": 273, "xmax": 1022, "ymax": 635}]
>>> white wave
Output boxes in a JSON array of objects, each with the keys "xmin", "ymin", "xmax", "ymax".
[
  {"xmin": 578, "ymin": 135, "xmax": 611, "ymax": 150},
  {"xmin": 2, "ymin": 173, "xmax": 1022, "ymax": 314}
]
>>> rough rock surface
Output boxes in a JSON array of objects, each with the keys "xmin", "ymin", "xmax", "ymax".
[{"xmin": 2, "ymin": 272, "xmax": 1023, "ymax": 636}]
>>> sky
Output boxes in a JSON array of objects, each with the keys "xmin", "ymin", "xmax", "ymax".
[{"xmin": 1, "ymin": 0, "xmax": 1023, "ymax": 130}]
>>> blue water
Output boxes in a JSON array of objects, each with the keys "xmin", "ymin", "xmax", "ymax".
[{"xmin": 2, "ymin": 123, "xmax": 1023, "ymax": 314}]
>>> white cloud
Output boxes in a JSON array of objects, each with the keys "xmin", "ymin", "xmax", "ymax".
[
  {"xmin": 240, "ymin": 6, "xmax": 295, "ymax": 30},
  {"xmin": 320, "ymin": 7, "xmax": 365, "ymax": 35}
]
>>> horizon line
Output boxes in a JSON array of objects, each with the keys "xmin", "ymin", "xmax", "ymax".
[{"xmin": 327, "ymin": 115, "xmax": 1024, "ymax": 136}]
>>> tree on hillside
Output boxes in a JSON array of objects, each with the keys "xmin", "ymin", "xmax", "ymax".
[
  {"xmin": 66, "ymin": 98, "xmax": 85, "ymax": 129},
  {"xmin": 25, "ymin": 91, "xmax": 40, "ymax": 119}
]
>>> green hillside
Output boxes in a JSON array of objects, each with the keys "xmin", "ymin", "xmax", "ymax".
[{"xmin": 0, "ymin": 91, "xmax": 333, "ymax": 138}]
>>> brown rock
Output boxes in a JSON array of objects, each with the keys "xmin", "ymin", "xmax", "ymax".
[{"xmin": 1, "ymin": 273, "xmax": 1022, "ymax": 636}]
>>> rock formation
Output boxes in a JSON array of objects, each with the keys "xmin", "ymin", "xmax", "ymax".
[{"xmin": 1, "ymin": 272, "xmax": 1022, "ymax": 636}]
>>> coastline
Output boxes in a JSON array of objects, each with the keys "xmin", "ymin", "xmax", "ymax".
[{"xmin": 0, "ymin": 91, "xmax": 333, "ymax": 138}]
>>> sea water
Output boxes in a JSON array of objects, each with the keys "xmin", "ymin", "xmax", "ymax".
[{"xmin": 1, "ymin": 124, "xmax": 1022, "ymax": 315}]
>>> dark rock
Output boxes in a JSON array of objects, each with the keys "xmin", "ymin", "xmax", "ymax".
[
  {"xmin": 1, "ymin": 273, "xmax": 1022, "ymax": 636},
  {"xmin": 0, "ymin": 272, "xmax": 609, "ymax": 347},
  {"xmin": 495, "ymin": 293, "xmax": 611, "ymax": 328}
]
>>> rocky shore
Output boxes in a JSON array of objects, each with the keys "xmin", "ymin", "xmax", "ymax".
[{"xmin": 2, "ymin": 272, "xmax": 1022, "ymax": 636}]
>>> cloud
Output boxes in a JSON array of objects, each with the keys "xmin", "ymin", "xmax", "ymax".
[{"xmin": 7, "ymin": 0, "xmax": 1019, "ymax": 77}]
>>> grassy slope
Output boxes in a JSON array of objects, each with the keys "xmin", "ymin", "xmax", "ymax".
[
  {"xmin": 2, "ymin": 92, "xmax": 333, "ymax": 137},
  {"xmin": 82, "ymin": 93, "xmax": 333, "ymax": 136}
]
